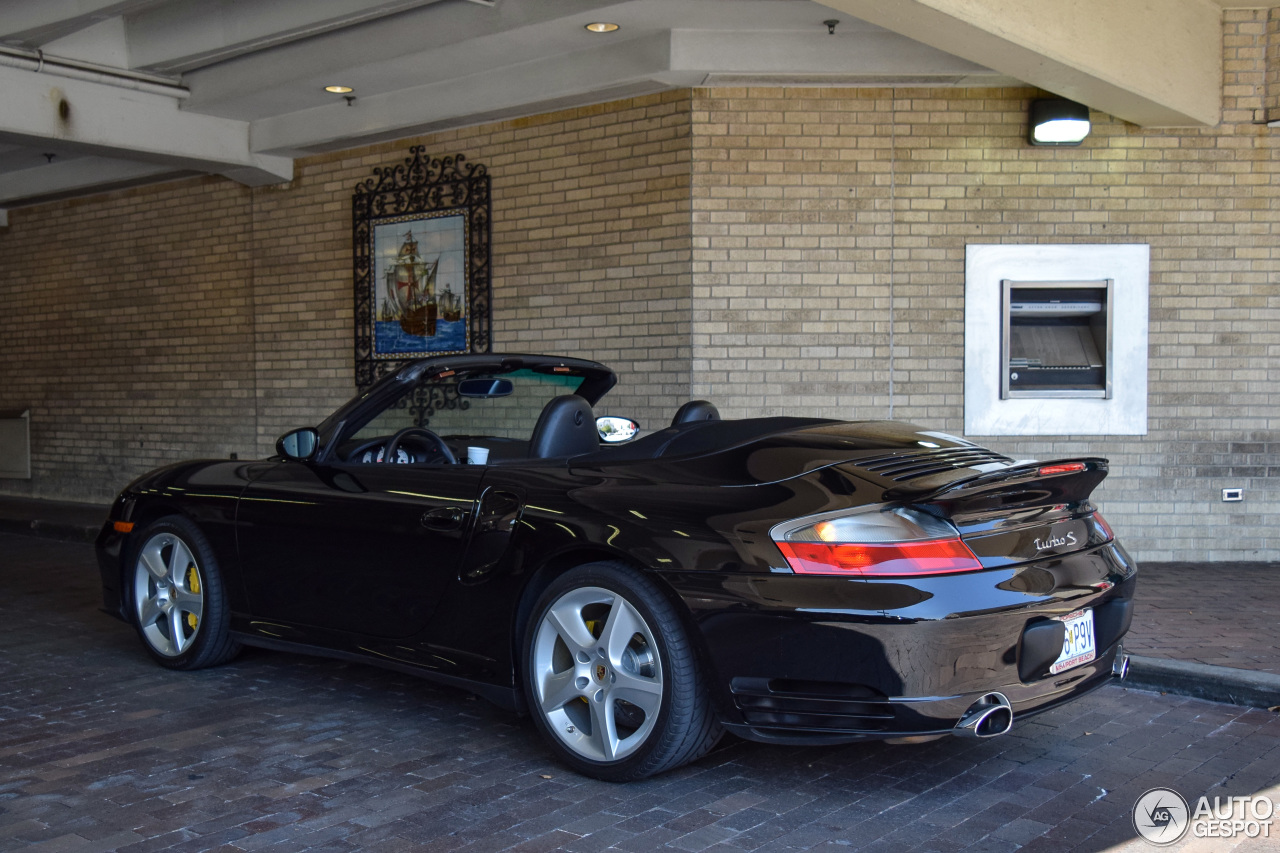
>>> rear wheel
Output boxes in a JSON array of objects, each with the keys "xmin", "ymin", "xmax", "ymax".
[
  {"xmin": 129, "ymin": 516, "xmax": 240, "ymax": 670},
  {"xmin": 522, "ymin": 561, "xmax": 721, "ymax": 780}
]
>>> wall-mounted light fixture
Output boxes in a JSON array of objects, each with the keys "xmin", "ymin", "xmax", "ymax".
[{"xmin": 1027, "ymin": 98, "xmax": 1090, "ymax": 146}]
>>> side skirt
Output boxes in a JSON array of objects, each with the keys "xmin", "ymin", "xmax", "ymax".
[{"xmin": 230, "ymin": 632, "xmax": 522, "ymax": 712}]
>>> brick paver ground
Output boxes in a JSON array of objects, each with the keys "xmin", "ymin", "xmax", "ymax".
[
  {"xmin": 1124, "ymin": 563, "xmax": 1280, "ymax": 676},
  {"xmin": 2, "ymin": 533, "xmax": 1279, "ymax": 852}
]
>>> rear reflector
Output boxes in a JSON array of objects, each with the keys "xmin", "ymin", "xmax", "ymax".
[
  {"xmin": 1038, "ymin": 462, "xmax": 1087, "ymax": 476},
  {"xmin": 772, "ymin": 505, "xmax": 984, "ymax": 577}
]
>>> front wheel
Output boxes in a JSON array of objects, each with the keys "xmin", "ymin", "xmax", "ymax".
[
  {"xmin": 128, "ymin": 516, "xmax": 240, "ymax": 670},
  {"xmin": 522, "ymin": 561, "xmax": 721, "ymax": 781}
]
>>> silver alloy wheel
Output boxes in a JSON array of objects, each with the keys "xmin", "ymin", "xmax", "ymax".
[
  {"xmin": 531, "ymin": 585, "xmax": 664, "ymax": 762},
  {"xmin": 132, "ymin": 531, "xmax": 205, "ymax": 657}
]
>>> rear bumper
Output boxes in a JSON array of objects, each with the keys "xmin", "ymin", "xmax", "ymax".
[
  {"xmin": 718, "ymin": 641, "xmax": 1124, "ymax": 745},
  {"xmin": 667, "ymin": 542, "xmax": 1136, "ymax": 744}
]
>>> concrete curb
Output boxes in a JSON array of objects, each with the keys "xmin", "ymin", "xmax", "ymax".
[
  {"xmin": 0, "ymin": 517, "xmax": 101, "ymax": 544},
  {"xmin": 1126, "ymin": 654, "xmax": 1280, "ymax": 709}
]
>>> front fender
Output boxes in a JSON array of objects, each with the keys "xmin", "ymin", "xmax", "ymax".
[{"xmin": 96, "ymin": 459, "xmax": 266, "ymax": 619}]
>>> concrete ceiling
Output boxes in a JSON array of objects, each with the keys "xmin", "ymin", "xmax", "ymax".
[{"xmin": 0, "ymin": 0, "xmax": 1226, "ymax": 211}]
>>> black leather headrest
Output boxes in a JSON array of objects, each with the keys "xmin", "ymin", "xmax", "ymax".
[
  {"xmin": 529, "ymin": 395, "xmax": 598, "ymax": 459},
  {"xmin": 671, "ymin": 400, "xmax": 720, "ymax": 426}
]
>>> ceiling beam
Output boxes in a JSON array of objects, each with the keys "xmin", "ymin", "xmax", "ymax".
[
  {"xmin": 249, "ymin": 24, "xmax": 1010, "ymax": 156},
  {"xmin": 668, "ymin": 28, "xmax": 1001, "ymax": 80},
  {"xmin": 125, "ymin": 0, "xmax": 452, "ymax": 74},
  {"xmin": 250, "ymin": 29, "xmax": 678, "ymax": 155},
  {"xmin": 0, "ymin": 155, "xmax": 179, "ymax": 205},
  {"xmin": 0, "ymin": 63, "xmax": 292, "ymax": 185},
  {"xmin": 0, "ymin": 0, "xmax": 161, "ymax": 47},
  {"xmin": 179, "ymin": 0, "xmax": 630, "ymax": 118},
  {"xmin": 817, "ymin": 0, "xmax": 1222, "ymax": 126}
]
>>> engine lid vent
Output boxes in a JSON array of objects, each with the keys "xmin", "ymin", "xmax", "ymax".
[{"xmin": 852, "ymin": 447, "xmax": 1015, "ymax": 482}]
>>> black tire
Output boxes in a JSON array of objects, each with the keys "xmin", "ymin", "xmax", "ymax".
[
  {"xmin": 521, "ymin": 561, "xmax": 722, "ymax": 781},
  {"xmin": 126, "ymin": 515, "xmax": 240, "ymax": 670}
]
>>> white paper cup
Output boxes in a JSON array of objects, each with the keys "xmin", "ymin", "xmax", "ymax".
[{"xmin": 468, "ymin": 446, "xmax": 489, "ymax": 465}]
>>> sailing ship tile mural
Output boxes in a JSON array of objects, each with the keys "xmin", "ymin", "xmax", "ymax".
[
  {"xmin": 352, "ymin": 147, "xmax": 491, "ymax": 389},
  {"xmin": 374, "ymin": 213, "xmax": 467, "ymax": 356}
]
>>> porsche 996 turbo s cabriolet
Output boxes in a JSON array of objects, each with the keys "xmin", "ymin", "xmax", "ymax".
[{"xmin": 96, "ymin": 353, "xmax": 1136, "ymax": 781}]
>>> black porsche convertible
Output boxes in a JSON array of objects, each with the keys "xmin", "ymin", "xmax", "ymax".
[{"xmin": 96, "ymin": 353, "xmax": 1135, "ymax": 780}]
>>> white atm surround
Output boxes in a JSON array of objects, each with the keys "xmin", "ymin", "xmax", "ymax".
[{"xmin": 964, "ymin": 244, "xmax": 1149, "ymax": 436}]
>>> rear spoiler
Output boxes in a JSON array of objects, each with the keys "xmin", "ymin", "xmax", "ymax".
[{"xmin": 883, "ymin": 458, "xmax": 1109, "ymax": 518}]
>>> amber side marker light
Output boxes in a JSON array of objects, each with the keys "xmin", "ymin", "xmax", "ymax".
[{"xmin": 113, "ymin": 521, "xmax": 134, "ymax": 533}]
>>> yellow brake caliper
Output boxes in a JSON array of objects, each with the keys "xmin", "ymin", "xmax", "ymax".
[{"xmin": 186, "ymin": 566, "xmax": 200, "ymax": 629}]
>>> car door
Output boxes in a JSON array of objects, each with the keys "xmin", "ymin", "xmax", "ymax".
[{"xmin": 235, "ymin": 459, "xmax": 484, "ymax": 639}]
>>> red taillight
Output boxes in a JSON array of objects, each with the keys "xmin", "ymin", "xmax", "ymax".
[
  {"xmin": 1093, "ymin": 512, "xmax": 1114, "ymax": 541},
  {"xmin": 1038, "ymin": 462, "xmax": 1087, "ymax": 476},
  {"xmin": 772, "ymin": 506, "xmax": 985, "ymax": 577},
  {"xmin": 777, "ymin": 538, "xmax": 983, "ymax": 577}
]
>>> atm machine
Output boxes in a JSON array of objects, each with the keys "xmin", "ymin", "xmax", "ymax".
[{"xmin": 1000, "ymin": 279, "xmax": 1112, "ymax": 399}]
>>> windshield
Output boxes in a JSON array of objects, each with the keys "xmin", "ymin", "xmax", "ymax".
[{"xmin": 349, "ymin": 368, "xmax": 585, "ymax": 443}]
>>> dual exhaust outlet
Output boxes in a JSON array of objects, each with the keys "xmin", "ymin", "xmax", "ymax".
[{"xmin": 953, "ymin": 649, "xmax": 1131, "ymax": 739}]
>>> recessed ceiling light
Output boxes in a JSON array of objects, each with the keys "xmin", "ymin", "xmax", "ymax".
[
  {"xmin": 324, "ymin": 85, "xmax": 354, "ymax": 94},
  {"xmin": 584, "ymin": 22, "xmax": 619, "ymax": 33}
]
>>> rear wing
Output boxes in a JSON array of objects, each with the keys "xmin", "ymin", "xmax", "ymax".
[{"xmin": 883, "ymin": 458, "xmax": 1109, "ymax": 522}]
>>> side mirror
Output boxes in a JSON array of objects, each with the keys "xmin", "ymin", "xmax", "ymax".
[
  {"xmin": 276, "ymin": 427, "xmax": 319, "ymax": 461},
  {"xmin": 596, "ymin": 416, "xmax": 640, "ymax": 444}
]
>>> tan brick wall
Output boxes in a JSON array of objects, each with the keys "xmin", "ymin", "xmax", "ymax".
[
  {"xmin": 690, "ymin": 89, "xmax": 895, "ymax": 418},
  {"xmin": 0, "ymin": 179, "xmax": 259, "ymax": 497},
  {"xmin": 0, "ymin": 90, "xmax": 693, "ymax": 499},
  {"xmin": 2, "ymin": 11, "xmax": 1278, "ymax": 562},
  {"xmin": 1267, "ymin": 8, "xmax": 1280, "ymax": 119},
  {"xmin": 689, "ymin": 11, "xmax": 1280, "ymax": 562}
]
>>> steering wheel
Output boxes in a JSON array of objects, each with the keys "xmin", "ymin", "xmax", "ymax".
[{"xmin": 384, "ymin": 426, "xmax": 457, "ymax": 465}]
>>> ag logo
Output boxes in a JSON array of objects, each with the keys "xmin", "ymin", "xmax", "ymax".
[{"xmin": 1133, "ymin": 787, "xmax": 1190, "ymax": 845}]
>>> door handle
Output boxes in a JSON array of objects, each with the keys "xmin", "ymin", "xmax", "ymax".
[{"xmin": 420, "ymin": 506, "xmax": 465, "ymax": 530}]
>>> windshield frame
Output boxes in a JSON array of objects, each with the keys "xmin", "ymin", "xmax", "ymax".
[{"xmin": 313, "ymin": 353, "xmax": 616, "ymax": 463}]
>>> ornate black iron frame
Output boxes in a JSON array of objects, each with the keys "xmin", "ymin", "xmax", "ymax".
[{"xmin": 353, "ymin": 146, "xmax": 492, "ymax": 390}]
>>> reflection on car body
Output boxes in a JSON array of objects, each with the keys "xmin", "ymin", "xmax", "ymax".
[{"xmin": 96, "ymin": 353, "xmax": 1136, "ymax": 780}]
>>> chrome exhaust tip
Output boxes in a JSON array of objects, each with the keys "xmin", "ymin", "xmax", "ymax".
[
  {"xmin": 953, "ymin": 692, "xmax": 1014, "ymax": 739},
  {"xmin": 1113, "ymin": 650, "xmax": 1130, "ymax": 680}
]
